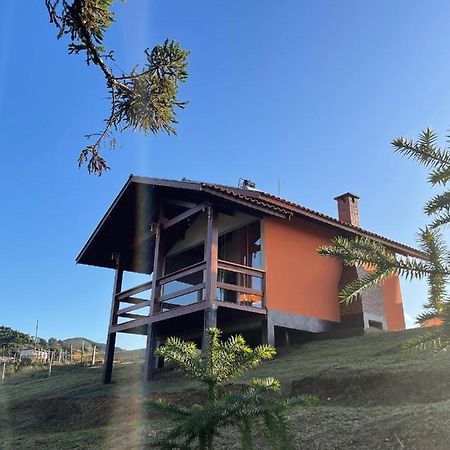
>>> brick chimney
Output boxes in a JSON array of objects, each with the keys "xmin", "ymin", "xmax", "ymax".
[{"xmin": 334, "ymin": 192, "xmax": 360, "ymax": 227}]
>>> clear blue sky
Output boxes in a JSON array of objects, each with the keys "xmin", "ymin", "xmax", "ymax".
[{"xmin": 2, "ymin": 0, "xmax": 450, "ymax": 349}]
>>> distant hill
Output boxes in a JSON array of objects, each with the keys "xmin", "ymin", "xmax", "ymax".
[
  {"xmin": 61, "ymin": 337, "xmax": 124, "ymax": 352},
  {"xmin": 0, "ymin": 325, "xmax": 144, "ymax": 355},
  {"xmin": 115, "ymin": 348, "xmax": 145, "ymax": 360}
]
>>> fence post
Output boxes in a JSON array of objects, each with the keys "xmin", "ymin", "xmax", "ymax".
[
  {"xmin": 48, "ymin": 351, "xmax": 53, "ymax": 378},
  {"xmin": 91, "ymin": 346, "xmax": 96, "ymax": 366}
]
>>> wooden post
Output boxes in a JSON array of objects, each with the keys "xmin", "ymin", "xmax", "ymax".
[
  {"xmin": 144, "ymin": 208, "xmax": 165, "ymax": 381},
  {"xmin": 202, "ymin": 206, "xmax": 218, "ymax": 352},
  {"xmin": 203, "ymin": 206, "xmax": 218, "ymax": 304},
  {"xmin": 48, "ymin": 351, "xmax": 53, "ymax": 378},
  {"xmin": 1, "ymin": 362, "xmax": 5, "ymax": 383},
  {"xmin": 262, "ymin": 314, "xmax": 275, "ymax": 347},
  {"xmin": 102, "ymin": 253, "xmax": 123, "ymax": 384},
  {"xmin": 81, "ymin": 341, "xmax": 84, "ymax": 364},
  {"xmin": 284, "ymin": 328, "xmax": 290, "ymax": 349},
  {"xmin": 91, "ymin": 345, "xmax": 96, "ymax": 366}
]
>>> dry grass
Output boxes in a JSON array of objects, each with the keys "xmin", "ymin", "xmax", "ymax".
[{"xmin": 1, "ymin": 328, "xmax": 450, "ymax": 449}]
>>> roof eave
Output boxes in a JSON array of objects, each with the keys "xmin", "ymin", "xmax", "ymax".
[{"xmin": 75, "ymin": 176, "xmax": 134, "ymax": 265}]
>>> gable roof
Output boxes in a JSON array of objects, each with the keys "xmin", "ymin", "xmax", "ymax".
[{"xmin": 76, "ymin": 175, "xmax": 425, "ymax": 271}]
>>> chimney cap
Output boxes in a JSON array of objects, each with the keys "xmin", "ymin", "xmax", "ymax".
[{"xmin": 334, "ymin": 192, "xmax": 360, "ymax": 201}]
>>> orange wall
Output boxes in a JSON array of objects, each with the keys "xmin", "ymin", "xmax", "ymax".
[
  {"xmin": 263, "ymin": 216, "xmax": 342, "ymax": 323},
  {"xmin": 381, "ymin": 276, "xmax": 405, "ymax": 330}
]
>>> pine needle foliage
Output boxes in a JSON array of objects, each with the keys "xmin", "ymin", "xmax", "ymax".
[
  {"xmin": 45, "ymin": 0, "xmax": 189, "ymax": 175},
  {"xmin": 150, "ymin": 328, "xmax": 307, "ymax": 450},
  {"xmin": 319, "ymin": 128, "xmax": 450, "ymax": 350}
]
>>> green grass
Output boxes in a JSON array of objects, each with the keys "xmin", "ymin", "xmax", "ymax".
[{"xmin": 1, "ymin": 329, "xmax": 450, "ymax": 449}]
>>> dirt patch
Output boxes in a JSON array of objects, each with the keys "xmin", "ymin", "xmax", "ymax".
[{"xmin": 291, "ymin": 367, "xmax": 450, "ymax": 406}]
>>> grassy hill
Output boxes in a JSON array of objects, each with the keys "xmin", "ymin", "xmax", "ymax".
[
  {"xmin": 1, "ymin": 328, "xmax": 450, "ymax": 449},
  {"xmin": 61, "ymin": 337, "xmax": 125, "ymax": 353}
]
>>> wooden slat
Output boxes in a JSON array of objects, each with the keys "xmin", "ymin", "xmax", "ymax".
[
  {"xmin": 213, "ymin": 300, "xmax": 267, "ymax": 314},
  {"xmin": 116, "ymin": 281, "xmax": 152, "ymax": 300},
  {"xmin": 217, "ymin": 282, "xmax": 262, "ymax": 296},
  {"xmin": 160, "ymin": 302, "xmax": 181, "ymax": 310},
  {"xmin": 158, "ymin": 282, "xmax": 205, "ymax": 303},
  {"xmin": 118, "ymin": 312, "xmax": 147, "ymax": 320},
  {"xmin": 157, "ymin": 261, "xmax": 206, "ymax": 286},
  {"xmin": 111, "ymin": 316, "xmax": 149, "ymax": 333},
  {"xmin": 117, "ymin": 301, "xmax": 151, "ymax": 315},
  {"xmin": 161, "ymin": 203, "xmax": 204, "ymax": 230},
  {"xmin": 151, "ymin": 300, "xmax": 207, "ymax": 323},
  {"xmin": 217, "ymin": 260, "xmax": 264, "ymax": 278},
  {"xmin": 120, "ymin": 296, "xmax": 148, "ymax": 305}
]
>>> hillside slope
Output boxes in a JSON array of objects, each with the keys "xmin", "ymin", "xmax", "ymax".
[
  {"xmin": 1, "ymin": 329, "xmax": 450, "ymax": 449},
  {"xmin": 61, "ymin": 337, "xmax": 125, "ymax": 353}
]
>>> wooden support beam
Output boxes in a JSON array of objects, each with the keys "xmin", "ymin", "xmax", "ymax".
[
  {"xmin": 212, "ymin": 300, "xmax": 266, "ymax": 314},
  {"xmin": 161, "ymin": 203, "xmax": 204, "ymax": 230},
  {"xmin": 202, "ymin": 307, "xmax": 218, "ymax": 354},
  {"xmin": 144, "ymin": 324, "xmax": 157, "ymax": 381},
  {"xmin": 203, "ymin": 206, "xmax": 218, "ymax": 305},
  {"xmin": 202, "ymin": 207, "xmax": 218, "ymax": 354},
  {"xmin": 117, "ymin": 301, "xmax": 151, "ymax": 315},
  {"xmin": 103, "ymin": 254, "xmax": 123, "ymax": 384},
  {"xmin": 262, "ymin": 312, "xmax": 275, "ymax": 347},
  {"xmin": 110, "ymin": 316, "xmax": 149, "ymax": 333},
  {"xmin": 116, "ymin": 281, "xmax": 152, "ymax": 300},
  {"xmin": 145, "ymin": 206, "xmax": 164, "ymax": 381},
  {"xmin": 151, "ymin": 300, "xmax": 207, "ymax": 323},
  {"xmin": 284, "ymin": 328, "xmax": 290, "ymax": 349}
]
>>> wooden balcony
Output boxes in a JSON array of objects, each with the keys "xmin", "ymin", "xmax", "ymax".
[
  {"xmin": 110, "ymin": 259, "xmax": 265, "ymax": 334},
  {"xmin": 103, "ymin": 199, "xmax": 268, "ymax": 383}
]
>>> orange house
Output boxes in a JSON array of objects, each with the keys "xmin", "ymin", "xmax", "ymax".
[{"xmin": 77, "ymin": 177, "xmax": 423, "ymax": 383}]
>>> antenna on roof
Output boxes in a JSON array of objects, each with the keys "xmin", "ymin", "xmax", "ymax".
[{"xmin": 277, "ymin": 177, "xmax": 281, "ymax": 197}]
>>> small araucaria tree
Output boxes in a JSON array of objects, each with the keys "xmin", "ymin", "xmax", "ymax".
[
  {"xmin": 319, "ymin": 128, "xmax": 450, "ymax": 349},
  {"xmin": 150, "ymin": 328, "xmax": 303, "ymax": 450},
  {"xmin": 45, "ymin": 0, "xmax": 189, "ymax": 175}
]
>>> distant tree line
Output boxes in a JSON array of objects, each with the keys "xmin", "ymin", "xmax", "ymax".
[{"xmin": 0, "ymin": 326, "xmax": 84, "ymax": 356}]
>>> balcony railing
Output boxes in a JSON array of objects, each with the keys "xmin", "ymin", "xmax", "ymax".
[
  {"xmin": 217, "ymin": 259, "xmax": 264, "ymax": 308},
  {"xmin": 155, "ymin": 260, "xmax": 206, "ymax": 312},
  {"xmin": 113, "ymin": 259, "xmax": 265, "ymax": 329}
]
